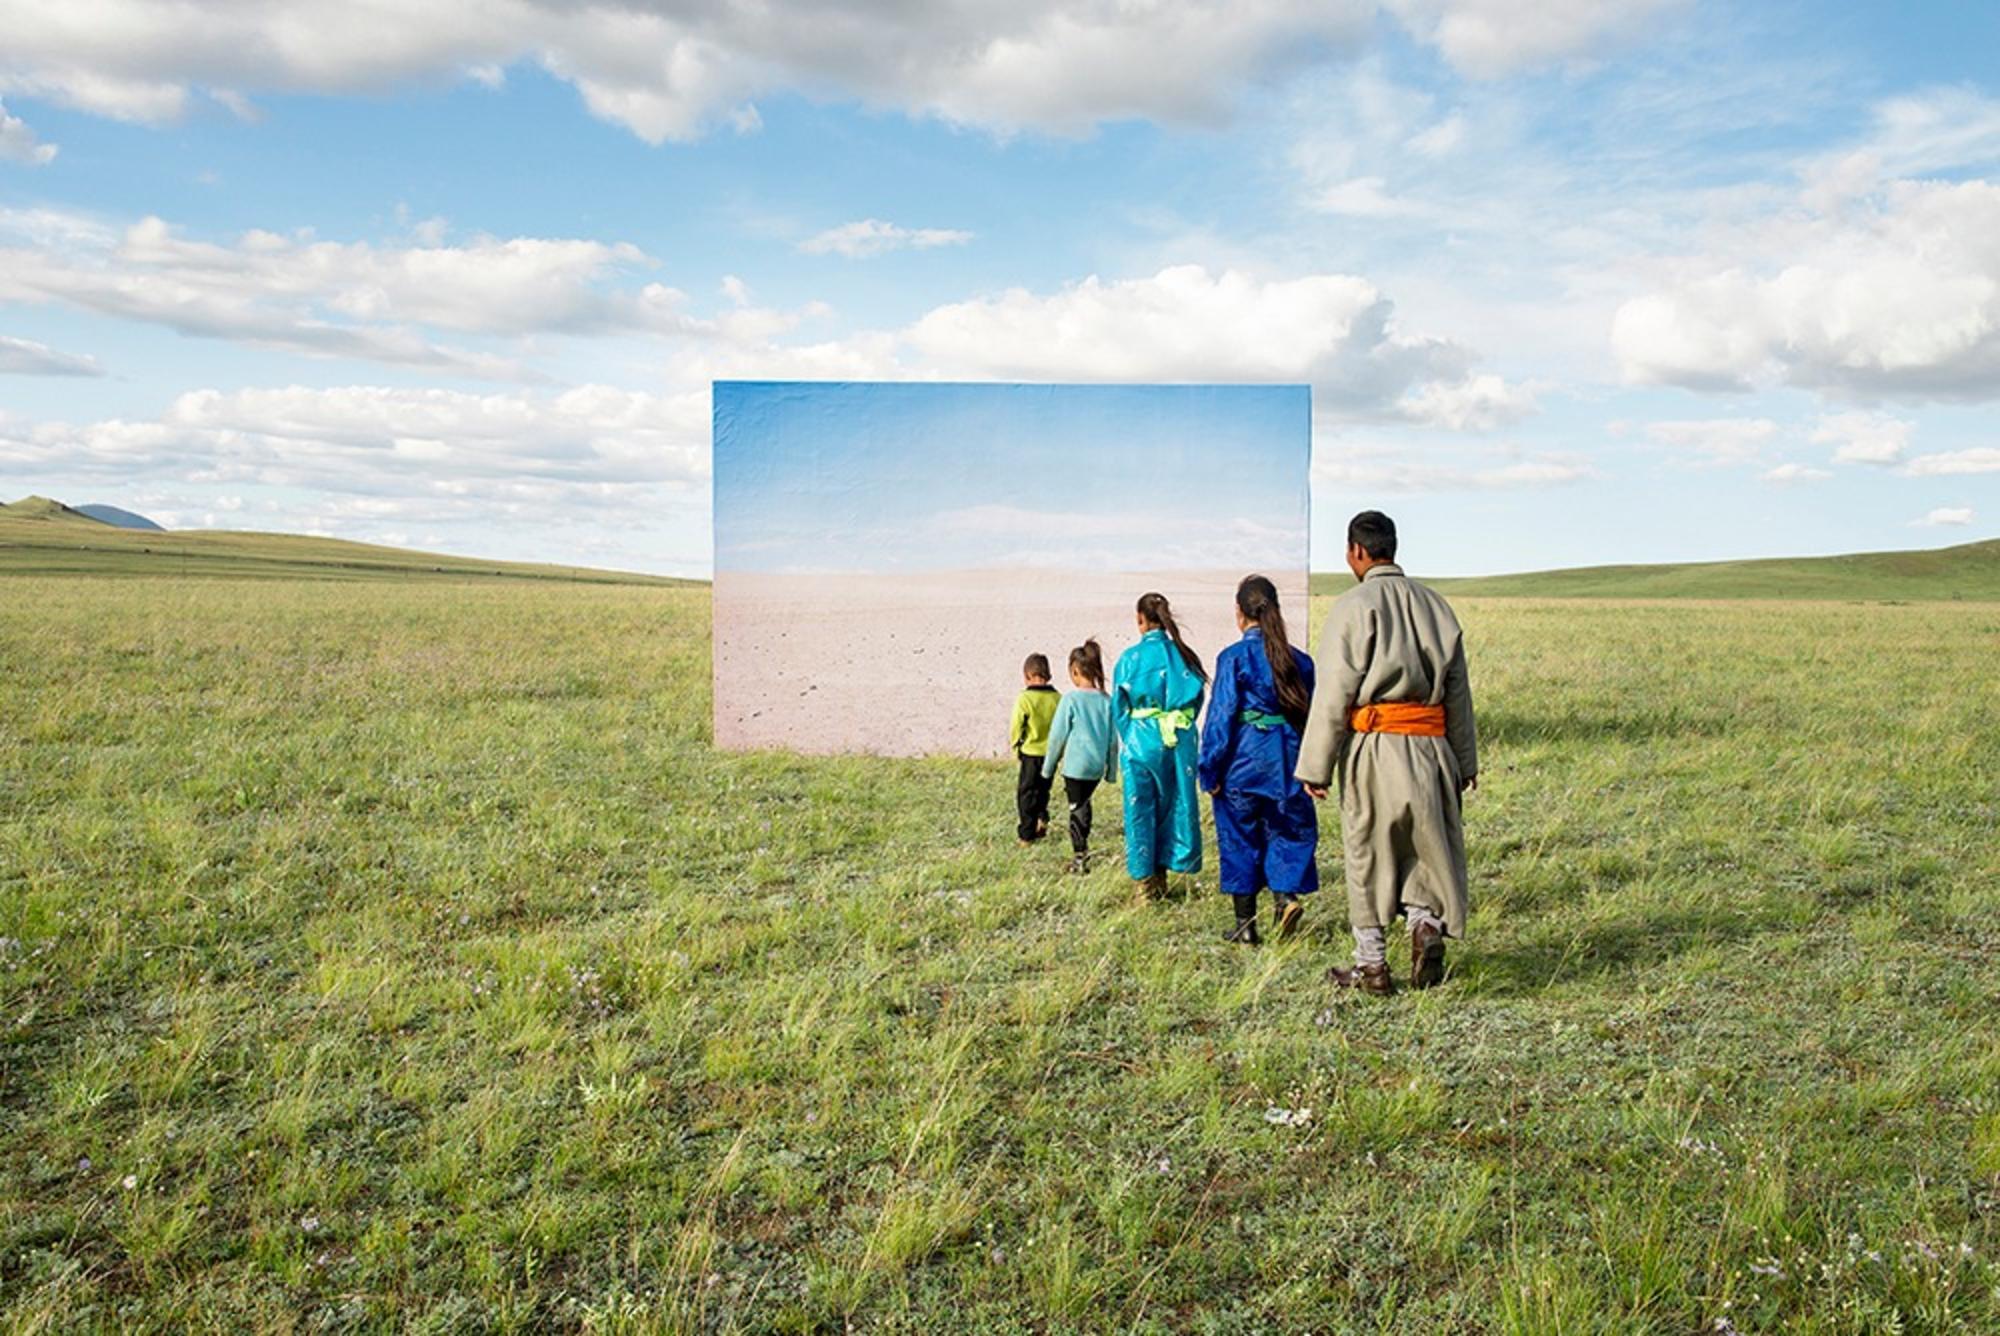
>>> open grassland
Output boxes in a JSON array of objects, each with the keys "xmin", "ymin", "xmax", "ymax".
[
  {"xmin": 0, "ymin": 512, "xmax": 688, "ymax": 586},
  {"xmin": 1, "ymin": 576, "xmax": 1996, "ymax": 1332},
  {"xmin": 1313, "ymin": 537, "xmax": 2000, "ymax": 602}
]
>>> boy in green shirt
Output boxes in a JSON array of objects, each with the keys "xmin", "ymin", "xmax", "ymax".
[{"xmin": 1010, "ymin": 653, "xmax": 1061, "ymax": 843}]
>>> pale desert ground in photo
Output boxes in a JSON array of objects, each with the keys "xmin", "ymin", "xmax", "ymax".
[{"xmin": 714, "ymin": 568, "xmax": 1311, "ymax": 756}]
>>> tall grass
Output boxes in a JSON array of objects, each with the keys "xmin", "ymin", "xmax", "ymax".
[{"xmin": 1, "ymin": 578, "xmax": 1995, "ymax": 1330}]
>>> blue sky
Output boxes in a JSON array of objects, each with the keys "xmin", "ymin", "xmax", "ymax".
[
  {"xmin": 713, "ymin": 381, "xmax": 1309, "ymax": 573},
  {"xmin": 1, "ymin": 0, "xmax": 1996, "ymax": 577}
]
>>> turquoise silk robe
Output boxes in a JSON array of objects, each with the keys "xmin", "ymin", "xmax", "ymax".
[{"xmin": 1112, "ymin": 628, "xmax": 1206, "ymax": 879}]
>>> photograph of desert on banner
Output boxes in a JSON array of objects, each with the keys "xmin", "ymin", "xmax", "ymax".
[{"xmin": 712, "ymin": 381, "xmax": 1311, "ymax": 757}]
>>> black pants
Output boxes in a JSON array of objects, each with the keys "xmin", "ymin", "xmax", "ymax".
[
  {"xmin": 1016, "ymin": 753, "xmax": 1053, "ymax": 841},
  {"xmin": 1062, "ymin": 776, "xmax": 1100, "ymax": 854}
]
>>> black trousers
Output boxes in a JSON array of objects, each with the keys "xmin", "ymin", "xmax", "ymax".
[
  {"xmin": 1062, "ymin": 776, "xmax": 1100, "ymax": 854},
  {"xmin": 1016, "ymin": 752, "xmax": 1053, "ymax": 841}
]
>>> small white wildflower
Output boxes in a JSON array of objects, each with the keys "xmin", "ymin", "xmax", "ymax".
[
  {"xmin": 121, "ymin": 1174, "xmax": 137, "ymax": 1190},
  {"xmin": 299, "ymin": 1215, "xmax": 320, "ymax": 1234}
]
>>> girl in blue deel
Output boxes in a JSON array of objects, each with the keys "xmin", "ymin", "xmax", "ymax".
[
  {"xmin": 1198, "ymin": 574, "xmax": 1318, "ymax": 946},
  {"xmin": 1113, "ymin": 592, "xmax": 1207, "ymax": 898}
]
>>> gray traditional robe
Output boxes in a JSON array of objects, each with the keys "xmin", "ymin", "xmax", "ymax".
[{"xmin": 1295, "ymin": 564, "xmax": 1478, "ymax": 937}]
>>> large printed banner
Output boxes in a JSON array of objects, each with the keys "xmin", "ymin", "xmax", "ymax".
[{"xmin": 713, "ymin": 381, "xmax": 1311, "ymax": 756}]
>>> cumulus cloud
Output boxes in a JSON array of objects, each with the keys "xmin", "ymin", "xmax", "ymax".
[
  {"xmin": 902, "ymin": 264, "xmax": 1512, "ymax": 420},
  {"xmin": 1902, "ymin": 447, "xmax": 2000, "ymax": 476},
  {"xmin": 1913, "ymin": 506, "xmax": 1974, "ymax": 527},
  {"xmin": 0, "ymin": 209, "xmax": 820, "ymax": 377},
  {"xmin": 0, "ymin": 384, "xmax": 708, "ymax": 506},
  {"xmin": 798, "ymin": 219, "xmax": 974, "ymax": 259},
  {"xmin": 0, "ymin": 1, "xmax": 1380, "ymax": 142},
  {"xmin": 1384, "ymin": 0, "xmax": 1688, "ymax": 79},
  {"xmin": 1396, "ymin": 373, "xmax": 1537, "ymax": 430},
  {"xmin": 0, "ymin": 1, "xmax": 1694, "ymax": 144},
  {"xmin": 1759, "ymin": 462, "xmax": 1829, "ymax": 484},
  {"xmin": 1811, "ymin": 411, "xmax": 1910, "ymax": 466},
  {"xmin": 0, "ymin": 98, "xmax": 56, "ymax": 163},
  {"xmin": 1643, "ymin": 417, "xmax": 1779, "ymax": 466},
  {"xmin": 1613, "ymin": 177, "xmax": 2000, "ymax": 400},
  {"xmin": 0, "ymin": 334, "xmax": 101, "ymax": 376}
]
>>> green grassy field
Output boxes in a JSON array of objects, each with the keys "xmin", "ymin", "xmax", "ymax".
[
  {"xmin": 1312, "ymin": 537, "xmax": 2000, "ymax": 602},
  {"xmin": 0, "ymin": 502, "xmax": 687, "ymax": 586},
  {"xmin": 2, "ymin": 570, "xmax": 1996, "ymax": 1332}
]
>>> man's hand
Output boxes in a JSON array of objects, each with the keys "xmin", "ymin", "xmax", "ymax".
[
  {"xmin": 1460, "ymin": 774, "xmax": 1478, "ymax": 794},
  {"xmin": 1303, "ymin": 782, "xmax": 1330, "ymax": 801}
]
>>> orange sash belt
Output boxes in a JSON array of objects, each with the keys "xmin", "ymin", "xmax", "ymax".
[{"xmin": 1349, "ymin": 701, "xmax": 1446, "ymax": 736}]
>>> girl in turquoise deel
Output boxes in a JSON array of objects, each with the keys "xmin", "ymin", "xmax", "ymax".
[{"xmin": 1113, "ymin": 592, "xmax": 1207, "ymax": 897}]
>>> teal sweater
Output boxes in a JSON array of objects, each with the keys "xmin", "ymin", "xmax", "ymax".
[{"xmin": 1041, "ymin": 689, "xmax": 1117, "ymax": 781}]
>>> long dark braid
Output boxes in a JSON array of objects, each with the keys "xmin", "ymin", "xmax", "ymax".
[
  {"xmin": 1135, "ymin": 592, "xmax": 1207, "ymax": 682},
  {"xmin": 1236, "ymin": 575, "xmax": 1308, "ymax": 729}
]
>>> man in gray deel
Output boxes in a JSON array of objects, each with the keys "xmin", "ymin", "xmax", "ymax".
[{"xmin": 1296, "ymin": 511, "xmax": 1479, "ymax": 995}]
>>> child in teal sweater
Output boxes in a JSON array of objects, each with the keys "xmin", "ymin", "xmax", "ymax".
[{"xmin": 1041, "ymin": 640, "xmax": 1118, "ymax": 872}]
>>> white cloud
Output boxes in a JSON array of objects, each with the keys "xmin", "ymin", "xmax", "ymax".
[
  {"xmin": 1644, "ymin": 417, "xmax": 1779, "ymax": 465},
  {"xmin": 1396, "ymin": 373, "xmax": 1536, "ymax": 430},
  {"xmin": 0, "ymin": 209, "xmax": 822, "ymax": 376},
  {"xmin": 1811, "ymin": 411, "xmax": 1910, "ymax": 466},
  {"xmin": 0, "ymin": 1, "xmax": 1380, "ymax": 142},
  {"xmin": 903, "ymin": 264, "xmax": 1499, "ymax": 418},
  {"xmin": 1760, "ymin": 462, "xmax": 1829, "ymax": 484},
  {"xmin": 1316, "ymin": 444, "xmax": 1594, "ymax": 491},
  {"xmin": 1384, "ymin": 0, "xmax": 1688, "ymax": 78},
  {"xmin": 1405, "ymin": 113, "xmax": 1465, "ymax": 157},
  {"xmin": 1902, "ymin": 447, "xmax": 2000, "ymax": 476},
  {"xmin": 0, "ymin": 1, "xmax": 1698, "ymax": 144},
  {"xmin": 1311, "ymin": 176, "xmax": 1429, "ymax": 219},
  {"xmin": 0, "ymin": 334, "xmax": 101, "ymax": 376},
  {"xmin": 1913, "ymin": 506, "xmax": 1974, "ymax": 527},
  {"xmin": 1613, "ymin": 176, "xmax": 2000, "ymax": 400},
  {"xmin": 0, "ymin": 384, "xmax": 708, "ymax": 505},
  {"xmin": 799, "ymin": 219, "xmax": 974, "ymax": 259},
  {"xmin": 0, "ymin": 97, "xmax": 56, "ymax": 164}
]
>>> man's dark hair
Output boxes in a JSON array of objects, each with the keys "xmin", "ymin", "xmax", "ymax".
[
  {"xmin": 1022, "ymin": 652, "xmax": 1051, "ymax": 680},
  {"xmin": 1347, "ymin": 510, "xmax": 1398, "ymax": 562}
]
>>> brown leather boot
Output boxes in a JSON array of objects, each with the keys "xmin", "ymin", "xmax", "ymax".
[
  {"xmin": 1272, "ymin": 893, "xmax": 1304, "ymax": 940},
  {"xmin": 1136, "ymin": 871, "xmax": 1168, "ymax": 902},
  {"xmin": 1411, "ymin": 919, "xmax": 1446, "ymax": 990},
  {"xmin": 1327, "ymin": 962, "xmax": 1394, "ymax": 995}
]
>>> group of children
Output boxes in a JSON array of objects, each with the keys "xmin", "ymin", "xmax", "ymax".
[{"xmin": 1009, "ymin": 576, "xmax": 1320, "ymax": 945}]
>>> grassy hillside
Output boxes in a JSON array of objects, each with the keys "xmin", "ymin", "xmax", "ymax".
[
  {"xmin": 0, "ymin": 500, "xmax": 690, "ymax": 586},
  {"xmin": 1311, "ymin": 538, "xmax": 2000, "ymax": 601},
  {"xmin": 0, "ymin": 580, "xmax": 1993, "ymax": 1330}
]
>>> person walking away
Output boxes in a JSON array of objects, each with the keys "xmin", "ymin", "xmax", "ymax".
[
  {"xmin": 1200, "ymin": 575, "xmax": 1319, "ymax": 946},
  {"xmin": 1041, "ymin": 639, "xmax": 1118, "ymax": 873},
  {"xmin": 1296, "ymin": 511, "xmax": 1478, "ymax": 993},
  {"xmin": 1009, "ymin": 652, "xmax": 1061, "ymax": 844},
  {"xmin": 1113, "ymin": 593, "xmax": 1207, "ymax": 898}
]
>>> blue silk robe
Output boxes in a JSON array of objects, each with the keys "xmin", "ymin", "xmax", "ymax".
[{"xmin": 1198, "ymin": 628, "xmax": 1320, "ymax": 896}]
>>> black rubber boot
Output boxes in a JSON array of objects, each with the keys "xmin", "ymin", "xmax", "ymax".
[{"xmin": 1224, "ymin": 894, "xmax": 1261, "ymax": 946}]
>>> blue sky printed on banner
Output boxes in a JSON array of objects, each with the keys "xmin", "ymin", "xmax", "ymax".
[
  {"xmin": 0, "ymin": 1, "xmax": 1996, "ymax": 576},
  {"xmin": 713, "ymin": 382, "xmax": 1309, "ymax": 574}
]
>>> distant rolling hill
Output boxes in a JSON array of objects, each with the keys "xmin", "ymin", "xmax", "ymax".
[
  {"xmin": 1310, "ymin": 538, "xmax": 2000, "ymax": 602},
  {"xmin": 0, "ymin": 495, "xmax": 692, "ymax": 586},
  {"xmin": 75, "ymin": 502, "xmax": 164, "ymax": 531}
]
